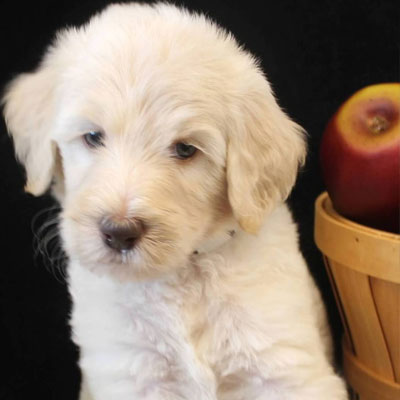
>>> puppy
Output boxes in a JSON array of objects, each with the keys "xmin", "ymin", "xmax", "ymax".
[{"xmin": 3, "ymin": 3, "xmax": 348, "ymax": 399}]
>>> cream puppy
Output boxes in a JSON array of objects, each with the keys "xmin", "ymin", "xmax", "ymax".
[{"xmin": 3, "ymin": 3, "xmax": 348, "ymax": 399}]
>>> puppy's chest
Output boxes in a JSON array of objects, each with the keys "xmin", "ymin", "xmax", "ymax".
[
  {"xmin": 120, "ymin": 267, "xmax": 243, "ymax": 370},
  {"xmin": 174, "ymin": 266, "xmax": 251, "ymax": 369}
]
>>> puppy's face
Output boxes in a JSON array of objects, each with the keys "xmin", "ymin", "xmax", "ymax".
[
  {"xmin": 57, "ymin": 68, "xmax": 229, "ymax": 280},
  {"xmin": 3, "ymin": 4, "xmax": 306, "ymax": 281}
]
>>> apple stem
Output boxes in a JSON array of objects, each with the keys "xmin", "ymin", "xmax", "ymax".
[{"xmin": 369, "ymin": 115, "xmax": 389, "ymax": 134}]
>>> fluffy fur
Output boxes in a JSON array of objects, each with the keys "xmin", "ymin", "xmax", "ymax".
[{"xmin": 3, "ymin": 3, "xmax": 348, "ymax": 399}]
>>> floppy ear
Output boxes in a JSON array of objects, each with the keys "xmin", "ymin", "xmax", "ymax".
[
  {"xmin": 2, "ymin": 67, "xmax": 58, "ymax": 196},
  {"xmin": 227, "ymin": 75, "xmax": 307, "ymax": 234}
]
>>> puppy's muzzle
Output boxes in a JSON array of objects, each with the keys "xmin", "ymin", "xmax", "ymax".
[{"xmin": 100, "ymin": 216, "xmax": 144, "ymax": 252}]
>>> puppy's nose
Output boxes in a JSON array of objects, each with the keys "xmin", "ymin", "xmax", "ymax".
[{"xmin": 100, "ymin": 216, "xmax": 144, "ymax": 251}]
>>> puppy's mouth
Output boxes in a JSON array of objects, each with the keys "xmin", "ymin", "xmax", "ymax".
[{"xmin": 63, "ymin": 215, "xmax": 190, "ymax": 279}]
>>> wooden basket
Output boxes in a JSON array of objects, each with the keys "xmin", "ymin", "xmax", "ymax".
[{"xmin": 314, "ymin": 192, "xmax": 400, "ymax": 400}]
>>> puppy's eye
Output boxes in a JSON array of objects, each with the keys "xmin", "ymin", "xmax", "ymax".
[
  {"xmin": 83, "ymin": 131, "xmax": 104, "ymax": 148},
  {"xmin": 175, "ymin": 142, "xmax": 197, "ymax": 159}
]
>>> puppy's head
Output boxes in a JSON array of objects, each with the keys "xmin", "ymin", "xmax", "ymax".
[{"xmin": 3, "ymin": 3, "xmax": 306, "ymax": 281}]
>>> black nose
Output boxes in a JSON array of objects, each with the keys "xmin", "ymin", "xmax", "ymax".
[{"xmin": 100, "ymin": 216, "xmax": 144, "ymax": 251}]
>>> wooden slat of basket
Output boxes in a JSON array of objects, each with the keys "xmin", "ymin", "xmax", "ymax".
[
  {"xmin": 370, "ymin": 278, "xmax": 400, "ymax": 382},
  {"xmin": 323, "ymin": 256, "xmax": 354, "ymax": 353},
  {"xmin": 343, "ymin": 343, "xmax": 400, "ymax": 400},
  {"xmin": 329, "ymin": 260, "xmax": 395, "ymax": 379}
]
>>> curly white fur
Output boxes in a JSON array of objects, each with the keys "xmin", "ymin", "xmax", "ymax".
[{"xmin": 3, "ymin": 3, "xmax": 348, "ymax": 399}]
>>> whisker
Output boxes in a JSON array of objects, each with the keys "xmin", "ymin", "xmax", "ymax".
[{"xmin": 31, "ymin": 206, "xmax": 68, "ymax": 284}]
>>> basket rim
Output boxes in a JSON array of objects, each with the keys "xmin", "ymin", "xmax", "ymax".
[
  {"xmin": 314, "ymin": 192, "xmax": 400, "ymax": 282},
  {"xmin": 316, "ymin": 192, "xmax": 400, "ymax": 242}
]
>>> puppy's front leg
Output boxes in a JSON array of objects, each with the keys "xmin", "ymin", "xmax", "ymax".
[
  {"xmin": 217, "ymin": 353, "xmax": 348, "ymax": 400},
  {"xmin": 80, "ymin": 344, "xmax": 215, "ymax": 400},
  {"xmin": 70, "ymin": 263, "xmax": 216, "ymax": 400}
]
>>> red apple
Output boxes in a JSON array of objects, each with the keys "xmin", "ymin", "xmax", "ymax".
[{"xmin": 320, "ymin": 83, "xmax": 400, "ymax": 233}]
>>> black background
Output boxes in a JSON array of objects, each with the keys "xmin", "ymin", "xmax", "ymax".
[{"xmin": 0, "ymin": 1, "xmax": 398, "ymax": 399}]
